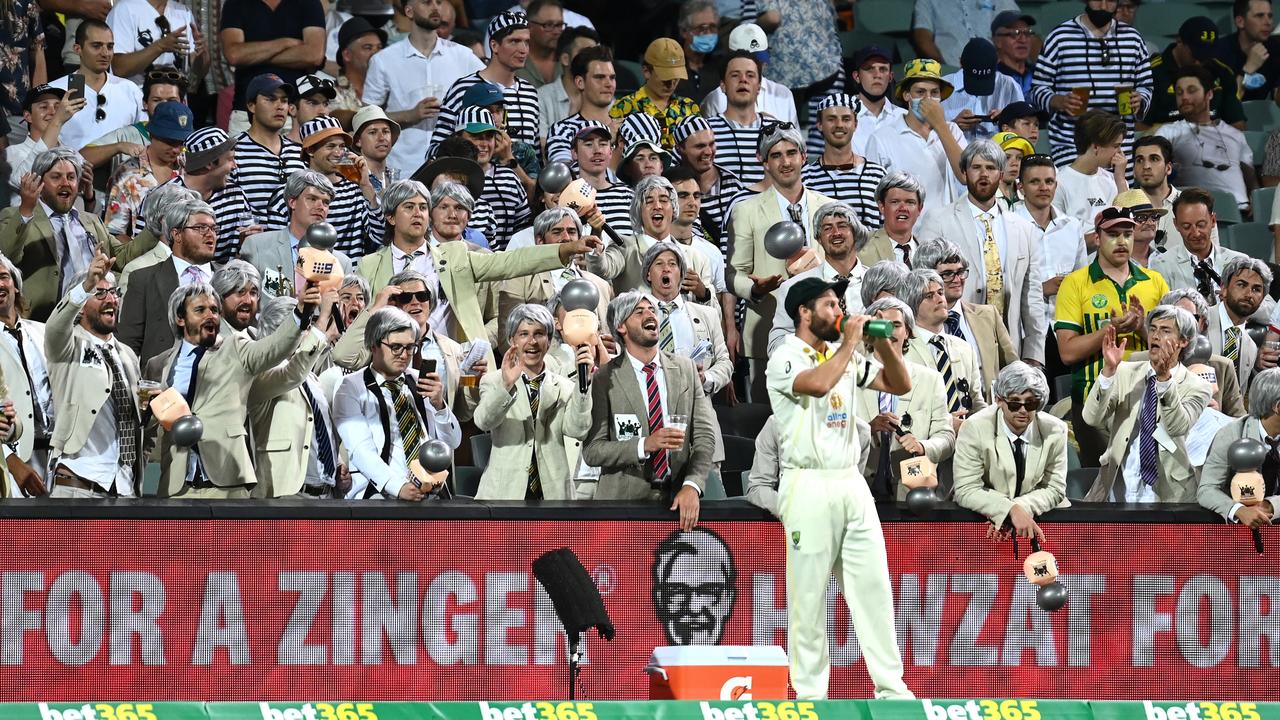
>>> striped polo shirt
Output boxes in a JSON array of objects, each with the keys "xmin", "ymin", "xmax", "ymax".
[
  {"xmin": 1054, "ymin": 257, "xmax": 1169, "ymax": 400},
  {"xmin": 479, "ymin": 165, "xmax": 532, "ymax": 251},
  {"xmin": 232, "ymin": 132, "xmax": 306, "ymax": 212},
  {"xmin": 702, "ymin": 165, "xmax": 746, "ymax": 253},
  {"xmin": 264, "ymin": 177, "xmax": 383, "ymax": 259},
  {"xmin": 707, "ymin": 115, "xmax": 764, "ymax": 185},
  {"xmin": 546, "ymin": 113, "xmax": 590, "ymax": 164},
  {"xmin": 595, "ymin": 182, "xmax": 635, "ymax": 238},
  {"xmin": 800, "ymin": 160, "xmax": 886, "ymax": 230},
  {"xmin": 134, "ymin": 176, "xmax": 258, "ymax": 264},
  {"xmin": 430, "ymin": 72, "xmax": 541, "ymax": 150}
]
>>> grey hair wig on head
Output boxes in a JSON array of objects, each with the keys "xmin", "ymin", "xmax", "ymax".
[
  {"xmin": 993, "ymin": 361, "xmax": 1050, "ymax": 406},
  {"xmin": 912, "ymin": 238, "xmax": 969, "ymax": 271},
  {"xmin": 285, "ymin": 169, "xmax": 336, "ymax": 202},
  {"xmin": 898, "ymin": 268, "xmax": 945, "ymax": 315},
  {"xmin": 211, "ymin": 259, "xmax": 261, "ymax": 298},
  {"xmin": 340, "ymin": 274, "xmax": 371, "ymax": 304},
  {"xmin": 641, "ymin": 241, "xmax": 687, "ymax": 283},
  {"xmin": 143, "ymin": 183, "xmax": 200, "ymax": 235},
  {"xmin": 31, "ymin": 146, "xmax": 83, "ymax": 178},
  {"xmin": 430, "ymin": 180, "xmax": 474, "ymax": 213},
  {"xmin": 505, "ymin": 303, "xmax": 555, "ymax": 342},
  {"xmin": 533, "ymin": 207, "xmax": 583, "ymax": 240},
  {"xmin": 813, "ymin": 201, "xmax": 871, "ymax": 251},
  {"xmin": 381, "ymin": 179, "xmax": 430, "ymax": 217},
  {"xmin": 1248, "ymin": 368, "xmax": 1280, "ymax": 420},
  {"xmin": 630, "ymin": 175, "xmax": 679, "ymax": 236},
  {"xmin": 959, "ymin": 138, "xmax": 1007, "ymax": 174},
  {"xmin": 167, "ymin": 281, "xmax": 221, "ymax": 337},
  {"xmin": 162, "ymin": 200, "xmax": 216, "ymax": 243},
  {"xmin": 1221, "ymin": 255, "xmax": 1274, "ymax": 289},
  {"xmin": 1159, "ymin": 288, "xmax": 1210, "ymax": 323},
  {"xmin": 861, "ymin": 260, "xmax": 910, "ymax": 308},
  {"xmin": 257, "ymin": 295, "xmax": 298, "ymax": 336},
  {"xmin": 874, "ymin": 170, "xmax": 925, "ymax": 205},
  {"xmin": 364, "ymin": 306, "xmax": 421, "ymax": 350},
  {"xmin": 1145, "ymin": 304, "xmax": 1199, "ymax": 361},
  {"xmin": 606, "ymin": 290, "xmax": 658, "ymax": 341},
  {"xmin": 864, "ymin": 296, "xmax": 915, "ymax": 338}
]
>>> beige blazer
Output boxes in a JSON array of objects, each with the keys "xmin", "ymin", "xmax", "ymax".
[
  {"xmin": 472, "ymin": 367, "xmax": 592, "ymax": 500},
  {"xmin": 0, "ymin": 320, "xmax": 45, "ymax": 469},
  {"xmin": 858, "ymin": 229, "xmax": 910, "ymax": 269},
  {"xmin": 143, "ymin": 321, "xmax": 303, "ymax": 496},
  {"xmin": 1081, "ymin": 361, "xmax": 1212, "ymax": 502},
  {"xmin": 247, "ymin": 331, "xmax": 331, "ymax": 497},
  {"xmin": 905, "ymin": 332, "xmax": 988, "ymax": 413},
  {"xmin": 961, "ymin": 301, "xmax": 1018, "ymax": 401},
  {"xmin": 916, "ymin": 199, "xmax": 1046, "ymax": 362},
  {"xmin": 952, "ymin": 405, "xmax": 1069, "ymax": 527},
  {"xmin": 0, "ymin": 205, "xmax": 114, "ymax": 321},
  {"xmin": 1198, "ymin": 415, "xmax": 1280, "ymax": 520},
  {"xmin": 856, "ymin": 361, "xmax": 955, "ymax": 497},
  {"xmin": 581, "ymin": 350, "xmax": 716, "ymax": 500},
  {"xmin": 1127, "ymin": 350, "xmax": 1245, "ymax": 418},
  {"xmin": 492, "ymin": 268, "xmax": 612, "ymax": 353},
  {"xmin": 725, "ymin": 187, "xmax": 836, "ymax": 357},
  {"xmin": 586, "ymin": 235, "xmax": 716, "ymax": 307}
]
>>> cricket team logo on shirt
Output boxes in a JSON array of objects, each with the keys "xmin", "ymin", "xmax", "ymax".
[{"xmin": 826, "ymin": 391, "xmax": 849, "ymax": 429}]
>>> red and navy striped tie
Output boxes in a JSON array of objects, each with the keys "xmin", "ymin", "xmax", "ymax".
[{"xmin": 643, "ymin": 362, "xmax": 670, "ymax": 482}]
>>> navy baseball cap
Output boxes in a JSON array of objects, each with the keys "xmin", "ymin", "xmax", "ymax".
[
  {"xmin": 1179, "ymin": 17, "xmax": 1220, "ymax": 61},
  {"xmin": 991, "ymin": 10, "xmax": 1036, "ymax": 35},
  {"xmin": 23, "ymin": 83, "xmax": 64, "ymax": 111},
  {"xmin": 148, "ymin": 101, "xmax": 195, "ymax": 142},
  {"xmin": 460, "ymin": 81, "xmax": 505, "ymax": 109},
  {"xmin": 961, "ymin": 38, "xmax": 998, "ymax": 97},
  {"xmin": 852, "ymin": 45, "xmax": 892, "ymax": 69},
  {"xmin": 245, "ymin": 73, "xmax": 298, "ymax": 104}
]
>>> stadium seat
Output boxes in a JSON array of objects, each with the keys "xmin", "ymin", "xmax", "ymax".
[
  {"xmin": 855, "ymin": 0, "xmax": 914, "ymax": 35},
  {"xmin": 1052, "ymin": 373, "xmax": 1072, "ymax": 404},
  {"xmin": 715, "ymin": 402, "xmax": 773, "ymax": 439},
  {"xmin": 615, "ymin": 60, "xmax": 643, "ymax": 95},
  {"xmin": 1135, "ymin": 3, "xmax": 1208, "ymax": 39},
  {"xmin": 1245, "ymin": 130, "xmax": 1269, "ymax": 168},
  {"xmin": 1251, "ymin": 186, "xmax": 1276, "ymax": 225},
  {"xmin": 719, "ymin": 435, "xmax": 756, "ymax": 498},
  {"xmin": 470, "ymin": 432, "xmax": 492, "ymax": 471},
  {"xmin": 1032, "ymin": 2, "xmax": 1088, "ymax": 30},
  {"xmin": 1067, "ymin": 443, "xmax": 1081, "ymax": 472},
  {"xmin": 1065, "ymin": 468, "xmax": 1098, "ymax": 500},
  {"xmin": 453, "ymin": 466, "xmax": 482, "ymax": 498},
  {"xmin": 1244, "ymin": 100, "xmax": 1280, "ymax": 132},
  {"xmin": 840, "ymin": 29, "xmax": 897, "ymax": 59},
  {"xmin": 1211, "ymin": 189, "xmax": 1244, "ymax": 225},
  {"xmin": 1222, "ymin": 222, "xmax": 1275, "ymax": 263}
]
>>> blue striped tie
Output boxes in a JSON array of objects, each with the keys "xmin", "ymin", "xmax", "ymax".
[
  {"xmin": 931, "ymin": 335, "xmax": 962, "ymax": 412},
  {"xmin": 1138, "ymin": 374, "xmax": 1158, "ymax": 487}
]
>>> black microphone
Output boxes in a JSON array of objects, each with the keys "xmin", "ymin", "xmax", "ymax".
[
  {"xmin": 1252, "ymin": 526, "xmax": 1264, "ymax": 554},
  {"xmin": 578, "ymin": 348, "xmax": 589, "ymax": 395}
]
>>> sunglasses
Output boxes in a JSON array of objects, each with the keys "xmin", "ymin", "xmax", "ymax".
[
  {"xmin": 1001, "ymin": 397, "xmax": 1042, "ymax": 412},
  {"xmin": 94, "ymin": 93, "xmax": 107, "ymax": 122},
  {"xmin": 761, "ymin": 120, "xmax": 797, "ymax": 135},
  {"xmin": 92, "ymin": 287, "xmax": 124, "ymax": 299},
  {"xmin": 392, "ymin": 290, "xmax": 432, "ymax": 304},
  {"xmin": 146, "ymin": 68, "xmax": 185, "ymax": 85}
]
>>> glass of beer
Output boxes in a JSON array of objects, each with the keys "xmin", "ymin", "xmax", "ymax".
[
  {"xmin": 1070, "ymin": 87, "xmax": 1090, "ymax": 116},
  {"xmin": 668, "ymin": 413, "xmax": 689, "ymax": 446},
  {"xmin": 137, "ymin": 379, "xmax": 164, "ymax": 405},
  {"xmin": 1115, "ymin": 85, "xmax": 1134, "ymax": 116},
  {"xmin": 335, "ymin": 154, "xmax": 362, "ymax": 183}
]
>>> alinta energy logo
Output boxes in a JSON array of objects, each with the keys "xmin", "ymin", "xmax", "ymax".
[{"xmin": 651, "ymin": 528, "xmax": 738, "ymax": 646}]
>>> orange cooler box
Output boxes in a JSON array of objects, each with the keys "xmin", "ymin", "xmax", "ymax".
[{"xmin": 644, "ymin": 645, "xmax": 789, "ymax": 700}]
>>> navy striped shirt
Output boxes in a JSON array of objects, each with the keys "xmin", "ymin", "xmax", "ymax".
[
  {"xmin": 430, "ymin": 72, "xmax": 541, "ymax": 150},
  {"xmin": 479, "ymin": 165, "xmax": 532, "ymax": 251},
  {"xmin": 707, "ymin": 115, "xmax": 764, "ymax": 185},
  {"xmin": 546, "ymin": 113, "xmax": 590, "ymax": 164},
  {"xmin": 595, "ymin": 182, "xmax": 635, "ymax": 237},
  {"xmin": 702, "ymin": 165, "xmax": 746, "ymax": 254},
  {"xmin": 232, "ymin": 132, "xmax": 306, "ymax": 213},
  {"xmin": 800, "ymin": 160, "xmax": 886, "ymax": 229}
]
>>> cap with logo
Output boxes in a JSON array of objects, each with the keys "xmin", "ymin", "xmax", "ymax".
[
  {"xmin": 644, "ymin": 38, "xmax": 688, "ymax": 82},
  {"xmin": 785, "ymin": 277, "xmax": 849, "ymax": 321},
  {"xmin": 896, "ymin": 58, "xmax": 954, "ymax": 101},
  {"xmin": 1094, "ymin": 206, "xmax": 1138, "ymax": 232},
  {"xmin": 245, "ymin": 73, "xmax": 298, "ymax": 104},
  {"xmin": 185, "ymin": 126, "xmax": 238, "ymax": 171},
  {"xmin": 852, "ymin": 45, "xmax": 892, "ymax": 69},
  {"xmin": 337, "ymin": 16, "xmax": 388, "ymax": 69},
  {"xmin": 352, "ymin": 104, "xmax": 401, "ymax": 143},
  {"xmin": 728, "ymin": 23, "xmax": 769, "ymax": 64},
  {"xmin": 295, "ymin": 74, "xmax": 337, "ymax": 101},
  {"xmin": 960, "ymin": 38, "xmax": 998, "ymax": 97},
  {"xmin": 992, "ymin": 131, "xmax": 1035, "ymax": 157},
  {"xmin": 300, "ymin": 115, "xmax": 353, "ymax": 150},
  {"xmin": 1113, "ymin": 188, "xmax": 1169, "ymax": 218},
  {"xmin": 459, "ymin": 106, "xmax": 499, "ymax": 135},
  {"xmin": 148, "ymin": 101, "xmax": 195, "ymax": 143},
  {"xmin": 23, "ymin": 83, "xmax": 65, "ymax": 111},
  {"xmin": 1179, "ymin": 16, "xmax": 1219, "ymax": 61},
  {"xmin": 990, "ymin": 10, "xmax": 1036, "ymax": 35},
  {"xmin": 460, "ymin": 81, "xmax": 506, "ymax": 109}
]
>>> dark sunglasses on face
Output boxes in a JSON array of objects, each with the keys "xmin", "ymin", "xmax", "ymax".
[
  {"xmin": 392, "ymin": 291, "xmax": 431, "ymax": 304},
  {"xmin": 1001, "ymin": 397, "xmax": 1042, "ymax": 412}
]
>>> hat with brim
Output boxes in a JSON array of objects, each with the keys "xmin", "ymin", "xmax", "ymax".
[
  {"xmin": 1113, "ymin": 188, "xmax": 1169, "ymax": 218},
  {"xmin": 895, "ymin": 58, "xmax": 954, "ymax": 102},
  {"xmin": 1095, "ymin": 206, "xmax": 1138, "ymax": 232},
  {"xmin": 352, "ymin": 104, "xmax": 401, "ymax": 144},
  {"xmin": 302, "ymin": 126, "xmax": 353, "ymax": 151},
  {"xmin": 785, "ymin": 277, "xmax": 849, "ymax": 321},
  {"xmin": 185, "ymin": 126, "xmax": 238, "ymax": 171},
  {"xmin": 411, "ymin": 156, "xmax": 486, "ymax": 199},
  {"xmin": 148, "ymin": 101, "xmax": 195, "ymax": 143},
  {"xmin": 992, "ymin": 131, "xmax": 1035, "ymax": 157},
  {"xmin": 621, "ymin": 139, "xmax": 673, "ymax": 168}
]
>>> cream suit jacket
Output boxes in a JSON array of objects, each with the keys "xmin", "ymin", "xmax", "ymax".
[
  {"xmin": 915, "ymin": 198, "xmax": 1046, "ymax": 362},
  {"xmin": 0, "ymin": 318, "xmax": 45, "ymax": 494},
  {"xmin": 905, "ymin": 332, "xmax": 988, "ymax": 413},
  {"xmin": 472, "ymin": 368, "xmax": 592, "ymax": 500},
  {"xmin": 725, "ymin": 187, "xmax": 836, "ymax": 357},
  {"xmin": 1081, "ymin": 361, "xmax": 1212, "ymax": 502},
  {"xmin": 952, "ymin": 405, "xmax": 1069, "ymax": 527},
  {"xmin": 492, "ymin": 268, "xmax": 612, "ymax": 353},
  {"xmin": 586, "ymin": 234, "xmax": 716, "ymax": 307},
  {"xmin": 1198, "ymin": 416, "xmax": 1280, "ymax": 520},
  {"xmin": 961, "ymin": 301, "xmax": 1019, "ymax": 402},
  {"xmin": 247, "ymin": 330, "xmax": 331, "ymax": 497},
  {"xmin": 856, "ymin": 361, "xmax": 955, "ymax": 497}
]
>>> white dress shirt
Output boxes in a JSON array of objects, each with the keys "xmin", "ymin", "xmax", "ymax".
[
  {"xmin": 624, "ymin": 350, "xmax": 699, "ymax": 492},
  {"xmin": 677, "ymin": 234, "xmax": 727, "ymax": 295},
  {"xmin": 864, "ymin": 114, "xmax": 968, "ymax": 208},
  {"xmin": 969, "ymin": 198, "xmax": 1009, "ymax": 270},
  {"xmin": 772, "ymin": 188, "xmax": 816, "ymax": 245},
  {"xmin": 2, "ymin": 320, "xmax": 54, "ymax": 439},
  {"xmin": 1097, "ymin": 367, "xmax": 1169, "ymax": 503},
  {"xmin": 941, "ymin": 70, "xmax": 1026, "ymax": 140},
  {"xmin": 851, "ymin": 100, "xmax": 907, "ymax": 156},
  {"xmin": 655, "ymin": 296, "xmax": 697, "ymax": 354},
  {"xmin": 999, "ymin": 415, "xmax": 1038, "ymax": 498},
  {"xmin": 1014, "ymin": 203, "xmax": 1088, "ymax": 326}
]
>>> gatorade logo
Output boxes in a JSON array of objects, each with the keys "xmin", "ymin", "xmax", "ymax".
[{"xmin": 720, "ymin": 676, "xmax": 752, "ymax": 700}]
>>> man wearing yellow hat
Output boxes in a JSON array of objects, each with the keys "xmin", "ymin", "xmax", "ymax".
[
  {"xmin": 992, "ymin": 130, "xmax": 1034, "ymax": 208},
  {"xmin": 609, "ymin": 38, "xmax": 700, "ymax": 150},
  {"xmin": 864, "ymin": 58, "xmax": 968, "ymax": 208}
]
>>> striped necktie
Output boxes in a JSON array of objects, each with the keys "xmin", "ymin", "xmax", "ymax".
[
  {"xmin": 402, "ymin": 250, "xmax": 424, "ymax": 270},
  {"xmin": 101, "ymin": 347, "xmax": 138, "ymax": 468},
  {"xmin": 1225, "ymin": 326, "xmax": 1241, "ymax": 369},
  {"xmin": 872, "ymin": 391, "xmax": 894, "ymax": 499},
  {"xmin": 658, "ymin": 301, "xmax": 677, "ymax": 353},
  {"xmin": 944, "ymin": 310, "xmax": 964, "ymax": 339},
  {"xmin": 979, "ymin": 213, "xmax": 1004, "ymax": 316},
  {"xmin": 1138, "ymin": 374, "xmax": 1158, "ymax": 487},
  {"xmin": 642, "ymin": 362, "xmax": 670, "ymax": 484},
  {"xmin": 385, "ymin": 377, "xmax": 421, "ymax": 464},
  {"xmin": 525, "ymin": 374, "xmax": 544, "ymax": 500},
  {"xmin": 930, "ymin": 335, "xmax": 962, "ymax": 412}
]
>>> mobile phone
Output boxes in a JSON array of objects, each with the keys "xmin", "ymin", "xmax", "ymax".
[
  {"xmin": 422, "ymin": 359, "xmax": 438, "ymax": 375},
  {"xmin": 67, "ymin": 74, "xmax": 85, "ymax": 102}
]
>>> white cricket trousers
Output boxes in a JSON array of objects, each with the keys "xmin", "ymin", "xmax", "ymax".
[{"xmin": 778, "ymin": 467, "xmax": 913, "ymax": 700}]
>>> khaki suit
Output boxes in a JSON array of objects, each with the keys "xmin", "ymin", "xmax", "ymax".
[
  {"xmin": 0, "ymin": 319, "xmax": 46, "ymax": 493},
  {"xmin": 952, "ymin": 405, "xmax": 1069, "ymax": 527},
  {"xmin": 44, "ymin": 288, "xmax": 136, "ymax": 482},
  {"xmin": 1198, "ymin": 416, "xmax": 1280, "ymax": 520},
  {"xmin": 247, "ymin": 330, "xmax": 331, "ymax": 497},
  {"xmin": 1148, "ymin": 244, "xmax": 1248, "ymax": 303},
  {"xmin": 858, "ymin": 229, "xmax": 911, "ymax": 269},
  {"xmin": 240, "ymin": 229, "xmax": 354, "ymax": 297},
  {"xmin": 726, "ymin": 187, "xmax": 836, "ymax": 359},
  {"xmin": 472, "ymin": 368, "xmax": 592, "ymax": 500},
  {"xmin": 1081, "ymin": 361, "xmax": 1212, "ymax": 502},
  {"xmin": 905, "ymin": 332, "xmax": 987, "ymax": 413},
  {"xmin": 856, "ymin": 361, "xmax": 955, "ymax": 497},
  {"xmin": 960, "ymin": 302, "xmax": 1018, "ymax": 401},
  {"xmin": 357, "ymin": 240, "xmax": 568, "ymax": 354},
  {"xmin": 143, "ymin": 321, "xmax": 303, "ymax": 496},
  {"xmin": 492, "ymin": 268, "xmax": 612, "ymax": 353},
  {"xmin": 586, "ymin": 235, "xmax": 716, "ymax": 306},
  {"xmin": 581, "ymin": 351, "xmax": 716, "ymax": 500},
  {"xmin": 0, "ymin": 205, "xmax": 115, "ymax": 321},
  {"xmin": 1205, "ymin": 307, "xmax": 1258, "ymax": 394},
  {"xmin": 1127, "ymin": 350, "xmax": 1245, "ymax": 417}
]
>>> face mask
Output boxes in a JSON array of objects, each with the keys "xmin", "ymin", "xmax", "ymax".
[
  {"xmin": 1085, "ymin": 7, "xmax": 1114, "ymax": 27},
  {"xmin": 691, "ymin": 33, "xmax": 718, "ymax": 54},
  {"xmin": 910, "ymin": 97, "xmax": 926, "ymax": 122},
  {"xmin": 858, "ymin": 83, "xmax": 887, "ymax": 103}
]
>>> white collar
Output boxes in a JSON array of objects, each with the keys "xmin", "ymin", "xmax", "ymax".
[
  {"xmin": 1000, "ymin": 414, "xmax": 1037, "ymax": 445},
  {"xmin": 391, "ymin": 240, "xmax": 430, "ymax": 259},
  {"xmin": 968, "ymin": 198, "xmax": 1003, "ymax": 219},
  {"xmin": 1218, "ymin": 302, "xmax": 1245, "ymax": 331},
  {"xmin": 625, "ymin": 350, "xmax": 661, "ymax": 372}
]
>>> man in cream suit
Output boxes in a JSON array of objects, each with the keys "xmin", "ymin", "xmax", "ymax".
[
  {"xmin": 248, "ymin": 296, "xmax": 341, "ymax": 498},
  {"xmin": 913, "ymin": 238, "xmax": 1018, "ymax": 401},
  {"xmin": 1134, "ymin": 289, "xmax": 1245, "ymax": 417},
  {"xmin": 726, "ymin": 123, "xmax": 835, "ymax": 400},
  {"xmin": 915, "ymin": 140, "xmax": 1046, "ymax": 364},
  {"xmin": 856, "ymin": 297, "xmax": 955, "ymax": 500},
  {"xmin": 240, "ymin": 170, "xmax": 354, "ymax": 297},
  {"xmin": 1199, "ymin": 368, "xmax": 1280, "ymax": 526},
  {"xmin": 900, "ymin": 269, "xmax": 987, "ymax": 417},
  {"xmin": 144, "ymin": 281, "xmax": 312, "ymax": 498},
  {"xmin": 953, "ymin": 362, "xmax": 1068, "ymax": 537},
  {"xmin": 474, "ymin": 304, "xmax": 595, "ymax": 500},
  {"xmin": 1206, "ymin": 256, "xmax": 1269, "ymax": 393},
  {"xmin": 0, "ymin": 254, "xmax": 53, "ymax": 496},
  {"xmin": 493, "ymin": 208, "xmax": 612, "ymax": 353},
  {"xmin": 357, "ymin": 180, "xmax": 600, "ymax": 357},
  {"xmin": 858, "ymin": 172, "xmax": 923, "ymax": 269},
  {"xmin": 582, "ymin": 292, "xmax": 716, "ymax": 531},
  {"xmin": 44, "ymin": 251, "xmax": 137, "ymax": 497},
  {"xmin": 1082, "ymin": 306, "xmax": 1212, "ymax": 503}
]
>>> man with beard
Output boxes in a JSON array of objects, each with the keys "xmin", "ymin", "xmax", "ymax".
[
  {"xmin": 860, "ymin": 172, "xmax": 923, "ymax": 268},
  {"xmin": 352, "ymin": 106, "xmax": 400, "ymax": 197},
  {"xmin": 728, "ymin": 123, "xmax": 835, "ymax": 401},
  {"xmin": 801, "ymin": 94, "xmax": 887, "ymax": 230},
  {"xmin": 155, "ymin": 127, "xmax": 259, "ymax": 265},
  {"xmin": 430, "ymin": 13, "xmax": 541, "ymax": 152},
  {"xmin": 212, "ymin": 261, "xmax": 266, "ymax": 337},
  {"xmin": 672, "ymin": 115, "xmax": 743, "ymax": 251},
  {"xmin": 917, "ymin": 140, "xmax": 1046, "ymax": 366},
  {"xmin": 651, "ymin": 528, "xmax": 738, "ymax": 646},
  {"xmin": 0, "ymin": 254, "xmax": 56, "ymax": 496},
  {"xmin": 6, "ymin": 86, "xmax": 80, "ymax": 203},
  {"xmin": 770, "ymin": 202, "xmax": 870, "ymax": 353},
  {"xmin": 241, "ymin": 170, "xmax": 354, "ymax": 297},
  {"xmin": 1156, "ymin": 67, "xmax": 1256, "ymax": 213},
  {"xmin": 765, "ymin": 278, "xmax": 913, "ymax": 700},
  {"xmin": 1056, "ymin": 207, "xmax": 1171, "ymax": 467},
  {"xmin": 0, "ymin": 148, "xmax": 112, "ymax": 322},
  {"xmin": 1151, "ymin": 189, "xmax": 1249, "ymax": 308},
  {"xmin": 117, "ymin": 184, "xmax": 200, "ymax": 293},
  {"xmin": 1209, "ymin": 256, "xmax": 1271, "ymax": 391},
  {"xmin": 705, "ymin": 52, "xmax": 766, "ymax": 186},
  {"xmin": 1214, "ymin": 0, "xmax": 1280, "ymax": 101},
  {"xmin": 146, "ymin": 277, "xmax": 315, "ymax": 498},
  {"xmin": 118, "ymin": 200, "xmax": 219, "ymax": 366},
  {"xmin": 1082, "ymin": 305, "xmax": 1212, "ymax": 502},
  {"xmin": 233, "ymin": 74, "xmax": 307, "ymax": 212},
  {"xmin": 45, "ymin": 251, "xmax": 140, "ymax": 497},
  {"xmin": 363, "ymin": 0, "xmax": 483, "ymax": 175},
  {"xmin": 582, "ymin": 291, "xmax": 715, "ymax": 527}
]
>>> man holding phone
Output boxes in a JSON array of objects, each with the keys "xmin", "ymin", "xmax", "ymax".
[{"xmin": 47, "ymin": 20, "xmax": 144, "ymax": 151}]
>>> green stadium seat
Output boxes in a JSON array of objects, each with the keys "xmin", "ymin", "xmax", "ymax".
[
  {"xmin": 453, "ymin": 466, "xmax": 482, "ymax": 497},
  {"xmin": 1066, "ymin": 468, "xmax": 1098, "ymax": 498},
  {"xmin": 1222, "ymin": 222, "xmax": 1275, "ymax": 263},
  {"xmin": 840, "ymin": 29, "xmax": 897, "ymax": 59},
  {"xmin": 1245, "ymin": 130, "xmax": 1269, "ymax": 167},
  {"xmin": 1244, "ymin": 100, "xmax": 1280, "ymax": 131},
  {"xmin": 855, "ymin": 0, "xmax": 915, "ymax": 35},
  {"xmin": 1252, "ymin": 186, "xmax": 1276, "ymax": 225},
  {"xmin": 615, "ymin": 60, "xmax": 643, "ymax": 95},
  {"xmin": 1031, "ymin": 1, "xmax": 1087, "ymax": 30},
  {"xmin": 469, "ymin": 432, "xmax": 492, "ymax": 471},
  {"xmin": 1135, "ymin": 3, "xmax": 1210, "ymax": 39},
  {"xmin": 1211, "ymin": 189, "xmax": 1245, "ymax": 224}
]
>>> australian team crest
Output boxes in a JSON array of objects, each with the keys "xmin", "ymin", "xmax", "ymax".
[
  {"xmin": 1091, "ymin": 294, "xmax": 1108, "ymax": 309},
  {"xmin": 829, "ymin": 391, "xmax": 844, "ymax": 410},
  {"xmin": 791, "ymin": 531, "xmax": 800, "ymax": 549}
]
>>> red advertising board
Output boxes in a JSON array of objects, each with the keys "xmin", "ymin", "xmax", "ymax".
[{"xmin": 0, "ymin": 520, "xmax": 1275, "ymax": 700}]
